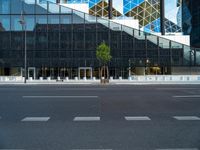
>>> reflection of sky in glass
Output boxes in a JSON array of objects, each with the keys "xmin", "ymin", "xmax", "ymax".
[{"xmin": 165, "ymin": 0, "xmax": 179, "ymax": 24}]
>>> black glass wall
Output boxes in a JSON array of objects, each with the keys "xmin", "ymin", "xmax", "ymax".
[{"xmin": 0, "ymin": 0, "xmax": 198, "ymax": 78}]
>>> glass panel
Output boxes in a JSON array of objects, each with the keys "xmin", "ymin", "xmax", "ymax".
[
  {"xmin": 159, "ymin": 37, "xmax": 171, "ymax": 66},
  {"xmin": 36, "ymin": 0, "xmax": 47, "ymax": 14},
  {"xmin": 48, "ymin": 15, "xmax": 59, "ymax": 24},
  {"xmin": 24, "ymin": 15, "xmax": 35, "ymax": 31},
  {"xmin": 11, "ymin": 0, "xmax": 22, "ymax": 14},
  {"xmin": 11, "ymin": 32, "xmax": 23, "ymax": 50},
  {"xmin": 0, "ymin": 0, "xmax": 10, "ymax": 14},
  {"xmin": 97, "ymin": 17, "xmax": 109, "ymax": 45},
  {"xmin": 85, "ymin": 13, "xmax": 96, "ymax": 51},
  {"xmin": 134, "ymin": 29, "xmax": 145, "ymax": 40},
  {"xmin": 122, "ymin": 26, "xmax": 133, "ymax": 58},
  {"xmin": 183, "ymin": 45, "xmax": 191, "ymax": 65},
  {"xmin": 72, "ymin": 10, "xmax": 85, "ymax": 24},
  {"xmin": 35, "ymin": 15, "xmax": 47, "ymax": 31},
  {"xmin": 171, "ymin": 41, "xmax": 183, "ymax": 66},
  {"xmin": 196, "ymin": 49, "xmax": 200, "ymax": 65},
  {"xmin": 159, "ymin": 37, "xmax": 170, "ymax": 48},
  {"xmin": 61, "ymin": 5, "xmax": 72, "ymax": 14},
  {"xmin": 85, "ymin": 13, "xmax": 96, "ymax": 24},
  {"xmin": 0, "ymin": 31, "xmax": 10, "ymax": 50},
  {"xmin": 48, "ymin": 2, "xmax": 60, "ymax": 14},
  {"xmin": 23, "ymin": 0, "xmax": 35, "ymax": 14},
  {"xmin": 60, "ymin": 15, "xmax": 71, "ymax": 24},
  {"xmin": 110, "ymin": 21, "xmax": 122, "ymax": 31},
  {"xmin": 11, "ymin": 15, "xmax": 23, "ymax": 31},
  {"xmin": 146, "ymin": 34, "xmax": 158, "ymax": 65},
  {"xmin": 0, "ymin": 15, "xmax": 10, "ymax": 31}
]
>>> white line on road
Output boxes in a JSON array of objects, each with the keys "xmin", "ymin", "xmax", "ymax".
[
  {"xmin": 22, "ymin": 96, "xmax": 99, "ymax": 99},
  {"xmin": 73, "ymin": 117, "xmax": 100, "ymax": 121},
  {"xmin": 0, "ymin": 149, "xmax": 25, "ymax": 150},
  {"xmin": 125, "ymin": 116, "xmax": 151, "ymax": 121},
  {"xmin": 173, "ymin": 116, "xmax": 200, "ymax": 121},
  {"xmin": 21, "ymin": 117, "xmax": 50, "ymax": 122},
  {"xmin": 72, "ymin": 149, "xmax": 112, "ymax": 150},
  {"xmin": 157, "ymin": 88, "xmax": 199, "ymax": 90},
  {"xmin": 156, "ymin": 148, "xmax": 199, "ymax": 150},
  {"xmin": 173, "ymin": 95, "xmax": 200, "ymax": 98}
]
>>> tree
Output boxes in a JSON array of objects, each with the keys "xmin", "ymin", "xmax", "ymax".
[{"xmin": 96, "ymin": 42, "xmax": 112, "ymax": 83}]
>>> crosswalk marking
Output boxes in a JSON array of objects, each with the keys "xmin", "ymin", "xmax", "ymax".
[
  {"xmin": 125, "ymin": 116, "xmax": 151, "ymax": 121},
  {"xmin": 21, "ymin": 117, "xmax": 50, "ymax": 122},
  {"xmin": 73, "ymin": 117, "xmax": 100, "ymax": 121},
  {"xmin": 173, "ymin": 116, "xmax": 200, "ymax": 121}
]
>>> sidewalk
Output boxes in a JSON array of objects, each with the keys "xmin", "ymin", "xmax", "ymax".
[{"xmin": 1, "ymin": 79, "xmax": 200, "ymax": 85}]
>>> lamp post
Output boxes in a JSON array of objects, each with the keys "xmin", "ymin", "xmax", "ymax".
[{"xmin": 19, "ymin": 12, "xmax": 27, "ymax": 83}]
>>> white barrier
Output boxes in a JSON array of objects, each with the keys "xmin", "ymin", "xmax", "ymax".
[
  {"xmin": 128, "ymin": 75, "xmax": 200, "ymax": 82},
  {"xmin": 1, "ymin": 75, "xmax": 200, "ymax": 83},
  {"xmin": 0, "ymin": 76, "xmax": 24, "ymax": 82}
]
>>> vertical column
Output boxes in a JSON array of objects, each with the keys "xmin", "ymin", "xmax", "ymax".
[
  {"xmin": 160, "ymin": 0, "xmax": 165, "ymax": 35},
  {"xmin": 108, "ymin": 0, "xmax": 113, "ymax": 19}
]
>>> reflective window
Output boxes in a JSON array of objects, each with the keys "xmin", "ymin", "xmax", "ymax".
[
  {"xmin": 36, "ymin": 15, "xmax": 47, "ymax": 31},
  {"xmin": 48, "ymin": 15, "xmax": 59, "ymax": 24},
  {"xmin": 48, "ymin": 2, "xmax": 60, "ymax": 14},
  {"xmin": 0, "ymin": 15, "xmax": 10, "ymax": 31},
  {"xmin": 11, "ymin": 15, "xmax": 23, "ymax": 31},
  {"xmin": 60, "ymin": 15, "xmax": 71, "ymax": 24},
  {"xmin": 23, "ymin": 0, "xmax": 36, "ymax": 14},
  {"xmin": 0, "ymin": 0, "xmax": 10, "ymax": 14},
  {"xmin": 11, "ymin": 0, "xmax": 22, "ymax": 14},
  {"xmin": 36, "ymin": 0, "xmax": 47, "ymax": 14},
  {"xmin": 24, "ymin": 15, "xmax": 35, "ymax": 31}
]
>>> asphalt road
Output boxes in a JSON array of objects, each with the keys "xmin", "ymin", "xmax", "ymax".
[{"xmin": 0, "ymin": 84, "xmax": 200, "ymax": 150}]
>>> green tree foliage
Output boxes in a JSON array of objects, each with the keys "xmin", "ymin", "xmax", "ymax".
[{"xmin": 96, "ymin": 42, "xmax": 112, "ymax": 65}]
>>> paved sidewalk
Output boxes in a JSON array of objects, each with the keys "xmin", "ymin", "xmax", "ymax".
[{"xmin": 1, "ymin": 80, "xmax": 200, "ymax": 85}]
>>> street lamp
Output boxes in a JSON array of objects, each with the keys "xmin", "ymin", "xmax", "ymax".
[{"xmin": 19, "ymin": 12, "xmax": 27, "ymax": 83}]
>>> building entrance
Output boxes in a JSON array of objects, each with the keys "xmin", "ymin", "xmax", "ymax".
[
  {"xmin": 28, "ymin": 67, "xmax": 36, "ymax": 79},
  {"xmin": 78, "ymin": 67, "xmax": 92, "ymax": 80}
]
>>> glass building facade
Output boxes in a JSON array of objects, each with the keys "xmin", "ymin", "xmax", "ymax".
[
  {"xmin": 182, "ymin": 0, "xmax": 200, "ymax": 48},
  {"xmin": 0, "ymin": 0, "xmax": 199, "ymax": 79}
]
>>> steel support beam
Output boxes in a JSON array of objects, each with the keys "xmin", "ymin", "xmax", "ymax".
[
  {"xmin": 108, "ymin": 0, "xmax": 113, "ymax": 19},
  {"xmin": 160, "ymin": 0, "xmax": 165, "ymax": 35}
]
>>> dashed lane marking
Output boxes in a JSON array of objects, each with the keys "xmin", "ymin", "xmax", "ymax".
[
  {"xmin": 21, "ymin": 117, "xmax": 50, "ymax": 122},
  {"xmin": 73, "ymin": 117, "xmax": 100, "ymax": 121},
  {"xmin": 173, "ymin": 116, "xmax": 200, "ymax": 121},
  {"xmin": 125, "ymin": 116, "xmax": 151, "ymax": 121}
]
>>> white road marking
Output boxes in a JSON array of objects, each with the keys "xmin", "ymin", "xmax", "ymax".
[
  {"xmin": 72, "ymin": 149, "xmax": 112, "ymax": 150},
  {"xmin": 0, "ymin": 149, "xmax": 25, "ymax": 150},
  {"xmin": 125, "ymin": 116, "xmax": 151, "ymax": 121},
  {"xmin": 23, "ymin": 96, "xmax": 99, "ymax": 99},
  {"xmin": 157, "ymin": 88, "xmax": 199, "ymax": 90},
  {"xmin": 21, "ymin": 117, "xmax": 50, "ymax": 122},
  {"xmin": 156, "ymin": 148, "xmax": 199, "ymax": 150},
  {"xmin": 173, "ymin": 95, "xmax": 200, "ymax": 98},
  {"xmin": 173, "ymin": 116, "xmax": 200, "ymax": 121},
  {"xmin": 73, "ymin": 117, "xmax": 100, "ymax": 121}
]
